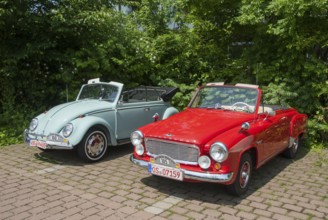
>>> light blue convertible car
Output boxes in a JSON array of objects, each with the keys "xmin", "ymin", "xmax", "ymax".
[{"xmin": 24, "ymin": 78, "xmax": 178, "ymax": 162}]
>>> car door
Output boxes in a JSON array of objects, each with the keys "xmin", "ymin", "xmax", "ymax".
[
  {"xmin": 115, "ymin": 101, "xmax": 166, "ymax": 140},
  {"xmin": 255, "ymin": 112, "xmax": 292, "ymax": 164}
]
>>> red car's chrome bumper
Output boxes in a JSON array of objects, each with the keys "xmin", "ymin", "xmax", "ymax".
[{"xmin": 130, "ymin": 155, "xmax": 234, "ymax": 183}]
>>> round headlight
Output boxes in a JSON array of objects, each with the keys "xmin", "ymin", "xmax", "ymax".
[
  {"xmin": 62, "ymin": 123, "xmax": 73, "ymax": 137},
  {"xmin": 210, "ymin": 142, "xmax": 228, "ymax": 162},
  {"xmin": 198, "ymin": 155, "xmax": 211, "ymax": 169},
  {"xmin": 29, "ymin": 118, "xmax": 38, "ymax": 131},
  {"xmin": 135, "ymin": 144, "xmax": 145, "ymax": 156},
  {"xmin": 130, "ymin": 130, "xmax": 143, "ymax": 146}
]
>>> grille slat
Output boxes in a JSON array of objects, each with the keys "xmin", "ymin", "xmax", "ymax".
[{"xmin": 145, "ymin": 138, "xmax": 200, "ymax": 164}]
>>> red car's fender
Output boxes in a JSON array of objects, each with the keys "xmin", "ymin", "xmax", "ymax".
[
  {"xmin": 290, "ymin": 113, "xmax": 307, "ymax": 139},
  {"xmin": 203, "ymin": 123, "xmax": 257, "ymax": 185},
  {"xmin": 224, "ymin": 135, "xmax": 257, "ymax": 185}
]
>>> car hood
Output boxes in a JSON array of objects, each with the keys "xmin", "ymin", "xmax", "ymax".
[
  {"xmin": 143, "ymin": 108, "xmax": 253, "ymax": 146},
  {"xmin": 35, "ymin": 100, "xmax": 115, "ymax": 135}
]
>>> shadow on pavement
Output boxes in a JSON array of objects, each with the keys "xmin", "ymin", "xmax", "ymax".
[
  {"xmin": 140, "ymin": 146, "xmax": 310, "ymax": 205},
  {"xmin": 33, "ymin": 143, "xmax": 133, "ymax": 166}
]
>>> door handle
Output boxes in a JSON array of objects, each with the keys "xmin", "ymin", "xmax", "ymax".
[{"xmin": 144, "ymin": 107, "xmax": 150, "ymax": 112}]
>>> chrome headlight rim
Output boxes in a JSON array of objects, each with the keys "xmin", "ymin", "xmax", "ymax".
[
  {"xmin": 198, "ymin": 155, "xmax": 211, "ymax": 169},
  {"xmin": 130, "ymin": 130, "xmax": 143, "ymax": 146},
  {"xmin": 62, "ymin": 123, "xmax": 74, "ymax": 138},
  {"xmin": 29, "ymin": 118, "xmax": 38, "ymax": 131},
  {"xmin": 210, "ymin": 142, "xmax": 228, "ymax": 162}
]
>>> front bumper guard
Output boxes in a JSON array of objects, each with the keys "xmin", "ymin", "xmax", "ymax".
[
  {"xmin": 24, "ymin": 129, "xmax": 74, "ymax": 150},
  {"xmin": 130, "ymin": 155, "xmax": 233, "ymax": 183}
]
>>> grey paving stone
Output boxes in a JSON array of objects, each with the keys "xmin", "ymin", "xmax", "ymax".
[{"xmin": 0, "ymin": 144, "xmax": 327, "ymax": 220}]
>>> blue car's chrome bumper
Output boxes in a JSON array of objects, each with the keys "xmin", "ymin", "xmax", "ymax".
[
  {"xmin": 24, "ymin": 129, "xmax": 74, "ymax": 150},
  {"xmin": 130, "ymin": 154, "xmax": 233, "ymax": 183}
]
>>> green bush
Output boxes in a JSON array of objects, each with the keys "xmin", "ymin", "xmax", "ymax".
[
  {"xmin": 0, "ymin": 104, "xmax": 37, "ymax": 147},
  {"xmin": 307, "ymin": 114, "xmax": 328, "ymax": 148}
]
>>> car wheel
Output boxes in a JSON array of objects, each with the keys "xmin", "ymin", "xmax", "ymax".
[
  {"xmin": 283, "ymin": 136, "xmax": 300, "ymax": 159},
  {"xmin": 78, "ymin": 128, "xmax": 108, "ymax": 162},
  {"xmin": 226, "ymin": 153, "xmax": 252, "ymax": 196}
]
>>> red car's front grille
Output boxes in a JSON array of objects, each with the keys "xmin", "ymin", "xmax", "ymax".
[{"xmin": 145, "ymin": 138, "xmax": 200, "ymax": 165}]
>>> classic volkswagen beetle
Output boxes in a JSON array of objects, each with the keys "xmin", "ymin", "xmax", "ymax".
[
  {"xmin": 24, "ymin": 78, "xmax": 178, "ymax": 162},
  {"xmin": 130, "ymin": 82, "xmax": 307, "ymax": 195}
]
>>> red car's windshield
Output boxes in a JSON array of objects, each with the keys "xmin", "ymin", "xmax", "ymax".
[{"xmin": 189, "ymin": 86, "xmax": 259, "ymax": 113}]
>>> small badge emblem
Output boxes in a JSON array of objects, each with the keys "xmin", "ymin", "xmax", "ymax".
[{"xmin": 165, "ymin": 133, "xmax": 173, "ymax": 137}]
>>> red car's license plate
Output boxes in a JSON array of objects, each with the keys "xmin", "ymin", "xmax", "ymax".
[
  {"xmin": 30, "ymin": 140, "xmax": 47, "ymax": 149},
  {"xmin": 148, "ymin": 163, "xmax": 183, "ymax": 181}
]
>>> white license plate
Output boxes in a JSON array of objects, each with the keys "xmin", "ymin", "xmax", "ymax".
[
  {"xmin": 29, "ymin": 140, "xmax": 47, "ymax": 149},
  {"xmin": 148, "ymin": 163, "xmax": 183, "ymax": 181}
]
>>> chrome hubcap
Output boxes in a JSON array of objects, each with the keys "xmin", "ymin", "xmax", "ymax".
[
  {"xmin": 291, "ymin": 138, "xmax": 299, "ymax": 153},
  {"xmin": 240, "ymin": 161, "xmax": 250, "ymax": 188},
  {"xmin": 86, "ymin": 133, "xmax": 105, "ymax": 157}
]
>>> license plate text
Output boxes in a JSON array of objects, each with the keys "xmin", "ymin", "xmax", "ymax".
[
  {"xmin": 30, "ymin": 140, "xmax": 47, "ymax": 149},
  {"xmin": 149, "ymin": 164, "xmax": 183, "ymax": 181}
]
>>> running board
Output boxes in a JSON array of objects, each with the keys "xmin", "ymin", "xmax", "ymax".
[{"xmin": 117, "ymin": 138, "xmax": 130, "ymax": 145}]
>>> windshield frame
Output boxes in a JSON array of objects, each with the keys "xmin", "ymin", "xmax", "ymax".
[
  {"xmin": 76, "ymin": 83, "xmax": 119, "ymax": 102},
  {"xmin": 188, "ymin": 85, "xmax": 261, "ymax": 114}
]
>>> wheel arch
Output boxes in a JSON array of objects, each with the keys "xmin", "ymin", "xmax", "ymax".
[
  {"xmin": 88, "ymin": 124, "xmax": 111, "ymax": 145},
  {"xmin": 226, "ymin": 135, "xmax": 257, "ymax": 183},
  {"xmin": 290, "ymin": 113, "xmax": 308, "ymax": 139},
  {"xmin": 245, "ymin": 147, "xmax": 258, "ymax": 169},
  {"xmin": 226, "ymin": 148, "xmax": 255, "ymax": 196},
  {"xmin": 68, "ymin": 116, "xmax": 117, "ymax": 147},
  {"xmin": 235, "ymin": 147, "xmax": 258, "ymax": 172}
]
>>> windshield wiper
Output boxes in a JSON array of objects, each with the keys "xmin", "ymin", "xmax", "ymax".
[{"xmin": 210, "ymin": 107, "xmax": 224, "ymax": 110}]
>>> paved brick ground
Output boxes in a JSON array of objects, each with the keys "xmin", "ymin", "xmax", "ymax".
[{"xmin": 0, "ymin": 144, "xmax": 327, "ymax": 220}]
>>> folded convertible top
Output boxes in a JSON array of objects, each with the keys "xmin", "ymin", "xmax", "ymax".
[{"xmin": 126, "ymin": 86, "xmax": 178, "ymax": 102}]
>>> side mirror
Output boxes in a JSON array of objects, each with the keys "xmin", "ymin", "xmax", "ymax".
[
  {"xmin": 239, "ymin": 122, "xmax": 250, "ymax": 133},
  {"xmin": 264, "ymin": 110, "xmax": 275, "ymax": 120}
]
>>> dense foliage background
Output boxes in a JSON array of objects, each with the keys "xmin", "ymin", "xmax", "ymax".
[{"xmin": 0, "ymin": 0, "xmax": 327, "ymax": 147}]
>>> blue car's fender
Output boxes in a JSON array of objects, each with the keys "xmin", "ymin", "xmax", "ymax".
[
  {"xmin": 162, "ymin": 107, "xmax": 179, "ymax": 120},
  {"xmin": 68, "ymin": 116, "xmax": 117, "ymax": 147}
]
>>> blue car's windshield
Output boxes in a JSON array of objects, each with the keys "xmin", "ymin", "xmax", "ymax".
[
  {"xmin": 77, "ymin": 84, "xmax": 118, "ymax": 102},
  {"xmin": 189, "ymin": 86, "xmax": 258, "ymax": 113}
]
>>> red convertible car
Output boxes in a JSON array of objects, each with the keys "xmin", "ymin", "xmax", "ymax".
[{"xmin": 130, "ymin": 83, "xmax": 307, "ymax": 195}]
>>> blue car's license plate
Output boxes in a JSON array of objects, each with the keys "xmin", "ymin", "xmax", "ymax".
[{"xmin": 29, "ymin": 140, "xmax": 47, "ymax": 149}]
